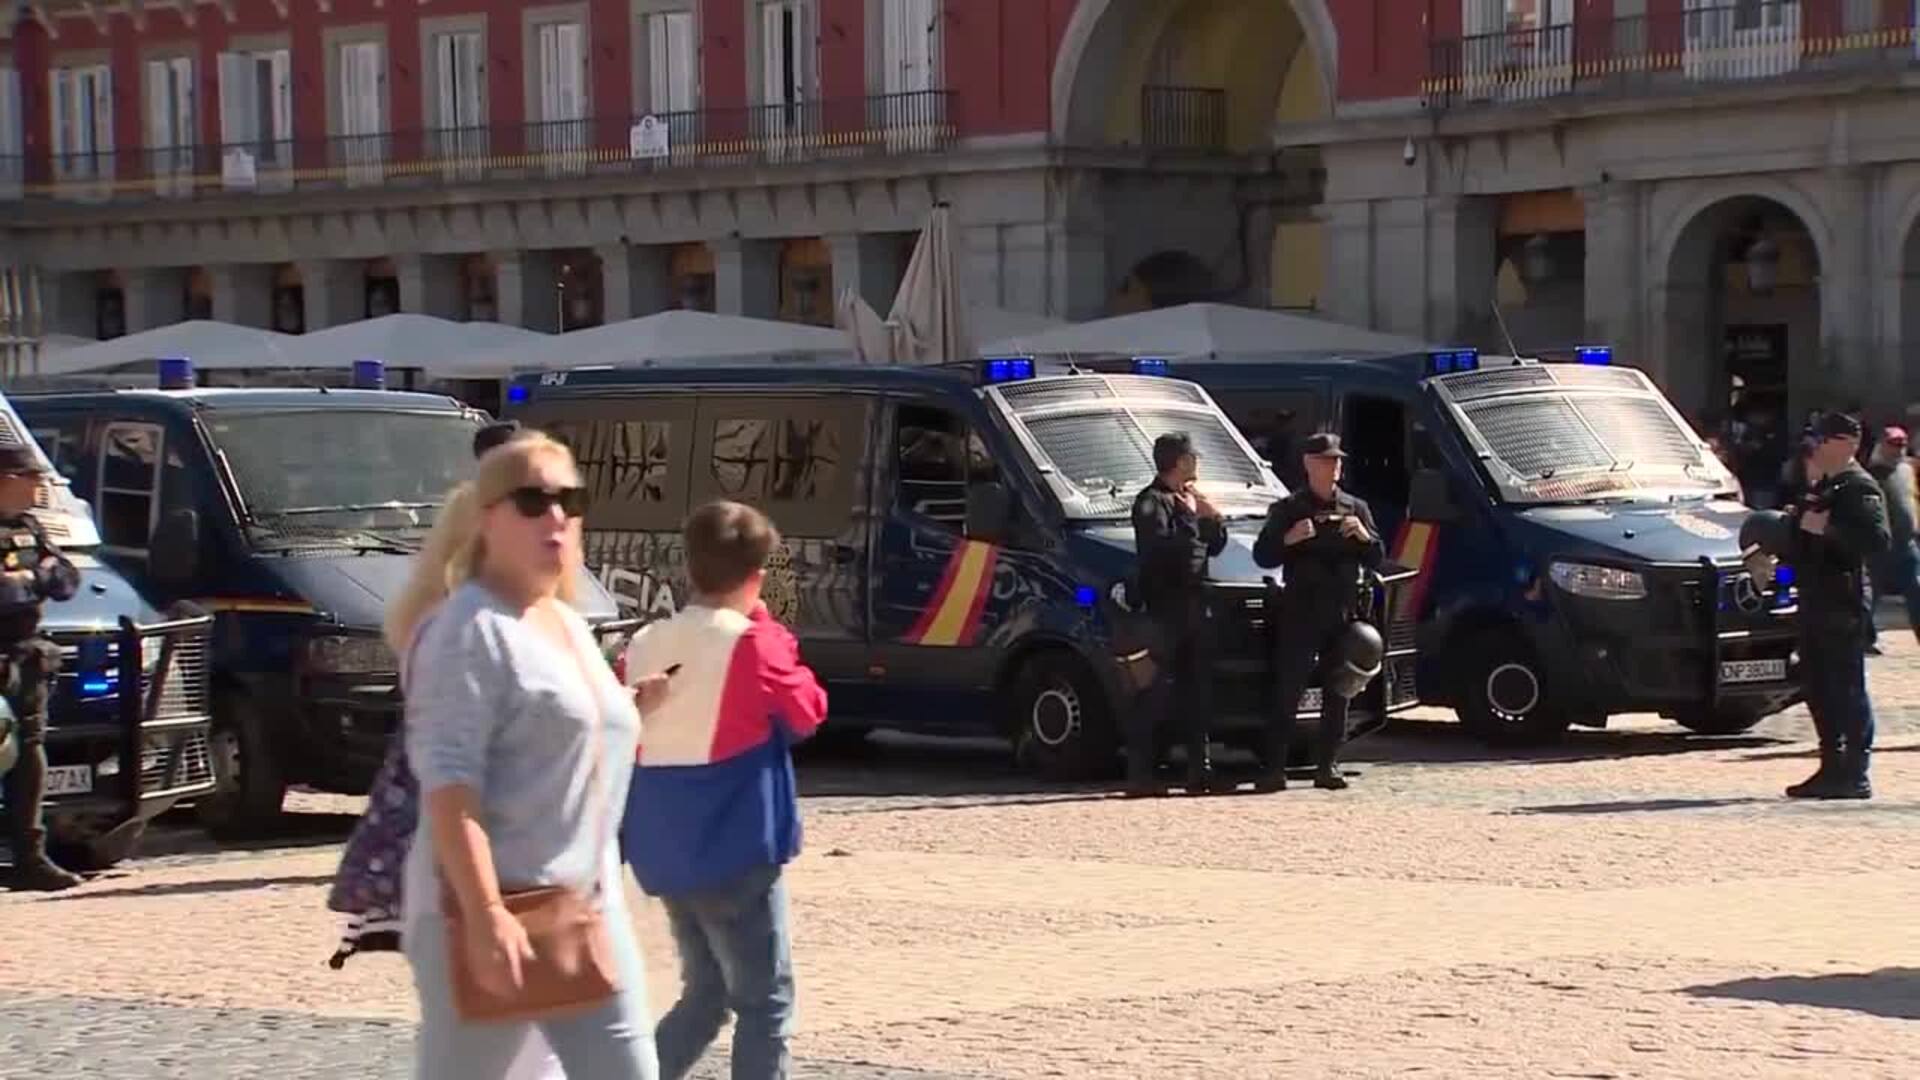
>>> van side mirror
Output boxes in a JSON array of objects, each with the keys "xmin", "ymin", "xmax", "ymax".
[
  {"xmin": 965, "ymin": 482, "xmax": 1016, "ymax": 543},
  {"xmin": 1408, "ymin": 468, "xmax": 1460, "ymax": 523},
  {"xmin": 149, "ymin": 508, "xmax": 202, "ymax": 587}
]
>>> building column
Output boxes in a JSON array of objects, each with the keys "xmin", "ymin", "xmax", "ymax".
[
  {"xmin": 298, "ymin": 259, "xmax": 364, "ymax": 331},
  {"xmin": 1823, "ymin": 165, "xmax": 1878, "ymax": 403},
  {"xmin": 121, "ymin": 268, "xmax": 188, "ymax": 332},
  {"xmin": 827, "ymin": 233, "xmax": 900, "ymax": 315},
  {"xmin": 596, "ymin": 243, "xmax": 672, "ymax": 323},
  {"xmin": 1582, "ymin": 180, "xmax": 1647, "ymax": 378},
  {"xmin": 710, "ymin": 237, "xmax": 779, "ymax": 319},
  {"xmin": 1421, "ymin": 196, "xmax": 1498, "ymax": 347},
  {"xmin": 394, "ymin": 254, "xmax": 464, "ymax": 320},
  {"xmin": 1048, "ymin": 225, "xmax": 1109, "ymax": 322},
  {"xmin": 42, "ymin": 270, "xmax": 98, "ymax": 338},
  {"xmin": 1319, "ymin": 200, "xmax": 1374, "ymax": 332},
  {"xmin": 494, "ymin": 250, "xmax": 560, "ymax": 332},
  {"xmin": 208, "ymin": 264, "xmax": 273, "ymax": 328}
]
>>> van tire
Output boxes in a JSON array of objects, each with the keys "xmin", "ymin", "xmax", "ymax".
[
  {"xmin": 1675, "ymin": 704, "xmax": 1768, "ymax": 736},
  {"xmin": 1457, "ymin": 630, "xmax": 1571, "ymax": 745},
  {"xmin": 197, "ymin": 692, "xmax": 287, "ymax": 839},
  {"xmin": 1009, "ymin": 654, "xmax": 1116, "ymax": 780}
]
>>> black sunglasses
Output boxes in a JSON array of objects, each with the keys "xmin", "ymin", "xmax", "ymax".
[{"xmin": 504, "ymin": 486, "xmax": 588, "ymax": 519}]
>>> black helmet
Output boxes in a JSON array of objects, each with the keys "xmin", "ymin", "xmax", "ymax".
[
  {"xmin": 1738, "ymin": 509, "xmax": 1795, "ymax": 561},
  {"xmin": 1324, "ymin": 620, "xmax": 1386, "ymax": 701}
]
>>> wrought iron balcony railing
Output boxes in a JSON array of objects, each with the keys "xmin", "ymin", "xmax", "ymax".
[
  {"xmin": 1425, "ymin": 1, "xmax": 1918, "ymax": 108},
  {"xmin": 1, "ymin": 90, "xmax": 955, "ymax": 204}
]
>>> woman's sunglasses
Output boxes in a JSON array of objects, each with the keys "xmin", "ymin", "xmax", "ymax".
[{"xmin": 505, "ymin": 486, "xmax": 588, "ymax": 519}]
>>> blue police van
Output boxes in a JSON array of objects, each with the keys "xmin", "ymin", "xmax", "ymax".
[
  {"xmin": 15, "ymin": 361, "xmax": 630, "ymax": 836},
  {"xmin": 0, "ymin": 388, "xmax": 215, "ymax": 871},
  {"xmin": 506, "ymin": 356, "xmax": 1421, "ymax": 777},
  {"xmin": 1094, "ymin": 346, "xmax": 1799, "ymax": 743}
]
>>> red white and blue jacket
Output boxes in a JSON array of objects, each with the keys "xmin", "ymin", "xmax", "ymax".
[{"xmin": 618, "ymin": 602, "xmax": 828, "ymax": 896}]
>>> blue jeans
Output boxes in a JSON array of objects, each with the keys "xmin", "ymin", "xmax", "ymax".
[
  {"xmin": 1872, "ymin": 538, "xmax": 1920, "ymax": 631},
  {"xmin": 655, "ymin": 863, "xmax": 795, "ymax": 1080},
  {"xmin": 406, "ymin": 911, "xmax": 658, "ymax": 1080}
]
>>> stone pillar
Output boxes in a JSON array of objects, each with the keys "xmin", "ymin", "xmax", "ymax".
[
  {"xmin": 827, "ymin": 233, "xmax": 900, "ymax": 315},
  {"xmin": 41, "ymin": 271, "xmax": 98, "ymax": 338},
  {"xmin": 596, "ymin": 243, "xmax": 672, "ymax": 323},
  {"xmin": 1319, "ymin": 200, "xmax": 1374, "ymax": 332},
  {"xmin": 710, "ymin": 237, "xmax": 779, "ymax": 319},
  {"xmin": 121, "ymin": 268, "xmax": 188, "ymax": 332},
  {"xmin": 298, "ymin": 259, "xmax": 365, "ymax": 331},
  {"xmin": 1582, "ymin": 180, "xmax": 1647, "ymax": 378},
  {"xmin": 394, "ymin": 254, "xmax": 464, "ymax": 319},
  {"xmin": 494, "ymin": 250, "xmax": 560, "ymax": 332},
  {"xmin": 1822, "ymin": 166, "xmax": 1878, "ymax": 403},
  {"xmin": 208, "ymin": 264, "xmax": 273, "ymax": 328},
  {"xmin": 1422, "ymin": 196, "xmax": 1499, "ymax": 347},
  {"xmin": 1048, "ymin": 225, "xmax": 1109, "ymax": 321}
]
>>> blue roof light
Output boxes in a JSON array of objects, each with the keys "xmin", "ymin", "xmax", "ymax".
[
  {"xmin": 1576, "ymin": 345, "xmax": 1613, "ymax": 365},
  {"xmin": 79, "ymin": 673, "xmax": 115, "ymax": 697},
  {"xmin": 157, "ymin": 356, "xmax": 195, "ymax": 390},
  {"xmin": 1074, "ymin": 585, "xmax": 1098, "ymax": 608},
  {"xmin": 1131, "ymin": 357, "xmax": 1171, "ymax": 377},
  {"xmin": 981, "ymin": 357, "xmax": 1036, "ymax": 384},
  {"xmin": 352, "ymin": 359, "xmax": 387, "ymax": 389},
  {"xmin": 506, "ymin": 383, "xmax": 531, "ymax": 405},
  {"xmin": 1425, "ymin": 349, "xmax": 1479, "ymax": 377}
]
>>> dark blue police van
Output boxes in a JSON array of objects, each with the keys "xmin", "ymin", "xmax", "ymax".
[
  {"xmin": 0, "ymin": 388, "xmax": 214, "ymax": 871},
  {"xmin": 16, "ymin": 362, "xmax": 628, "ymax": 836},
  {"xmin": 507, "ymin": 357, "xmax": 1421, "ymax": 777},
  {"xmin": 1097, "ymin": 347, "xmax": 1799, "ymax": 743}
]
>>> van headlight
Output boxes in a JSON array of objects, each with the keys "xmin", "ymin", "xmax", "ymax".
[
  {"xmin": 301, "ymin": 634, "xmax": 396, "ymax": 674},
  {"xmin": 1548, "ymin": 561, "xmax": 1647, "ymax": 600}
]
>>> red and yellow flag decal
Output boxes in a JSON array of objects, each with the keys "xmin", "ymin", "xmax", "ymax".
[
  {"xmin": 1390, "ymin": 521, "xmax": 1440, "ymax": 618},
  {"xmin": 903, "ymin": 540, "xmax": 1000, "ymax": 646}
]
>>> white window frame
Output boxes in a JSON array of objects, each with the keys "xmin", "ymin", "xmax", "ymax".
[
  {"xmin": 218, "ymin": 45, "xmax": 293, "ymax": 189},
  {"xmin": 97, "ymin": 421, "xmax": 165, "ymax": 558},
  {"xmin": 1683, "ymin": 0, "xmax": 1802, "ymax": 81},
  {"xmin": 428, "ymin": 25, "xmax": 488, "ymax": 177},
  {"xmin": 144, "ymin": 55, "xmax": 195, "ymax": 197},
  {"xmin": 1459, "ymin": 0, "xmax": 1573, "ymax": 102},
  {"xmin": 330, "ymin": 36, "xmax": 387, "ymax": 185},
  {"xmin": 50, "ymin": 62, "xmax": 114, "ymax": 184},
  {"xmin": 529, "ymin": 13, "xmax": 589, "ymax": 174},
  {"xmin": 881, "ymin": 0, "xmax": 938, "ymax": 96},
  {"xmin": 0, "ymin": 67, "xmax": 23, "ymax": 198},
  {"xmin": 757, "ymin": 0, "xmax": 816, "ymax": 108},
  {"xmin": 644, "ymin": 10, "xmax": 699, "ymax": 114}
]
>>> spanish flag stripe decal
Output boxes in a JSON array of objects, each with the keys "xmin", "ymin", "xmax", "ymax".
[
  {"xmin": 1390, "ymin": 521, "xmax": 1439, "ymax": 618},
  {"xmin": 951, "ymin": 545, "xmax": 1001, "ymax": 647},
  {"xmin": 903, "ymin": 544, "xmax": 971, "ymax": 643},
  {"xmin": 905, "ymin": 541, "xmax": 998, "ymax": 647}
]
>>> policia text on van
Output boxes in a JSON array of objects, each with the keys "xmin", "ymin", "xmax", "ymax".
[
  {"xmin": 1126, "ymin": 347, "xmax": 1799, "ymax": 743},
  {"xmin": 508, "ymin": 357, "xmax": 1420, "ymax": 778}
]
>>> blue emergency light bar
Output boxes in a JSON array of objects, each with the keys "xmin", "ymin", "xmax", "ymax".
[
  {"xmin": 1425, "ymin": 349, "xmax": 1479, "ymax": 377},
  {"xmin": 1131, "ymin": 357, "xmax": 1171, "ymax": 377},
  {"xmin": 506, "ymin": 383, "xmax": 531, "ymax": 404},
  {"xmin": 352, "ymin": 359, "xmax": 387, "ymax": 389},
  {"xmin": 981, "ymin": 357, "xmax": 1036, "ymax": 384},
  {"xmin": 1576, "ymin": 345, "xmax": 1613, "ymax": 365},
  {"xmin": 157, "ymin": 356, "xmax": 195, "ymax": 390}
]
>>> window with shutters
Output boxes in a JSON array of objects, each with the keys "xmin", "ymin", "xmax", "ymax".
[
  {"xmin": 881, "ymin": 0, "xmax": 938, "ymax": 96},
  {"xmin": 144, "ymin": 57, "xmax": 195, "ymax": 196},
  {"xmin": 758, "ymin": 1, "xmax": 815, "ymax": 108},
  {"xmin": 429, "ymin": 28, "xmax": 486, "ymax": 172},
  {"xmin": 0, "ymin": 68, "xmax": 22, "ymax": 196},
  {"xmin": 644, "ymin": 11, "xmax": 698, "ymax": 114},
  {"xmin": 331, "ymin": 38, "xmax": 387, "ymax": 183},
  {"xmin": 532, "ymin": 17, "xmax": 588, "ymax": 171},
  {"xmin": 219, "ymin": 46, "xmax": 293, "ymax": 186},
  {"xmin": 50, "ymin": 63, "xmax": 113, "ymax": 182}
]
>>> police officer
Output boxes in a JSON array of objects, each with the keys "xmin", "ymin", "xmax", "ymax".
[
  {"xmin": 0, "ymin": 445, "xmax": 83, "ymax": 890},
  {"xmin": 1784, "ymin": 411, "xmax": 1890, "ymax": 800},
  {"xmin": 1252, "ymin": 433, "xmax": 1384, "ymax": 792},
  {"xmin": 1129, "ymin": 432, "xmax": 1228, "ymax": 796}
]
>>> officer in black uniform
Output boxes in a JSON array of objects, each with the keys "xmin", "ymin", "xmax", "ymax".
[
  {"xmin": 1129, "ymin": 432, "xmax": 1227, "ymax": 796},
  {"xmin": 473, "ymin": 418, "xmax": 524, "ymax": 458},
  {"xmin": 1784, "ymin": 411, "xmax": 1889, "ymax": 800},
  {"xmin": 1252, "ymin": 433, "xmax": 1384, "ymax": 792},
  {"xmin": 0, "ymin": 445, "xmax": 83, "ymax": 890}
]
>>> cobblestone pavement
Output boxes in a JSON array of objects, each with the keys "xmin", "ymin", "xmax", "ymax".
[{"xmin": 5, "ymin": 640, "xmax": 1920, "ymax": 1078}]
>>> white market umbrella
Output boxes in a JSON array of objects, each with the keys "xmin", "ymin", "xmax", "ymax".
[
  {"xmin": 835, "ymin": 289, "xmax": 892, "ymax": 365},
  {"xmin": 471, "ymin": 308, "xmax": 849, "ymax": 375},
  {"xmin": 37, "ymin": 320, "xmax": 300, "ymax": 376},
  {"xmin": 279, "ymin": 314, "xmax": 549, "ymax": 378},
  {"xmin": 981, "ymin": 302, "xmax": 1434, "ymax": 359},
  {"xmin": 887, "ymin": 204, "xmax": 973, "ymax": 366}
]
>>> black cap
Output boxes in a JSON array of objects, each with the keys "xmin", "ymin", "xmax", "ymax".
[
  {"xmin": 1813, "ymin": 412, "xmax": 1862, "ymax": 441},
  {"xmin": 1303, "ymin": 432, "xmax": 1347, "ymax": 458},
  {"xmin": 0, "ymin": 444, "xmax": 48, "ymax": 475},
  {"xmin": 1152, "ymin": 431, "xmax": 1196, "ymax": 473},
  {"xmin": 473, "ymin": 420, "xmax": 523, "ymax": 458}
]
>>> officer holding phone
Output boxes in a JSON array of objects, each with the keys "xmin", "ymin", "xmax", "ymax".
[{"xmin": 1252, "ymin": 433, "xmax": 1383, "ymax": 792}]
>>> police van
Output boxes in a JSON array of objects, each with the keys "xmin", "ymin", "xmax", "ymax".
[
  {"xmin": 0, "ymin": 387, "xmax": 214, "ymax": 871},
  {"xmin": 1098, "ymin": 347, "xmax": 1799, "ymax": 743},
  {"xmin": 15, "ymin": 360, "xmax": 630, "ymax": 837},
  {"xmin": 506, "ymin": 357, "xmax": 1420, "ymax": 777}
]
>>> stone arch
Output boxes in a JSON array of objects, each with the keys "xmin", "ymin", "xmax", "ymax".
[
  {"xmin": 1051, "ymin": 0, "xmax": 1339, "ymax": 147},
  {"xmin": 1112, "ymin": 249, "xmax": 1218, "ymax": 313}
]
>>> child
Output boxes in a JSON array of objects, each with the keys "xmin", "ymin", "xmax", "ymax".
[{"xmin": 621, "ymin": 500, "xmax": 828, "ymax": 1080}]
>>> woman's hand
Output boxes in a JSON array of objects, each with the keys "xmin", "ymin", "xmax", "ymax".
[
  {"xmin": 633, "ymin": 672, "xmax": 673, "ymax": 714},
  {"xmin": 463, "ymin": 902, "xmax": 535, "ymax": 998}
]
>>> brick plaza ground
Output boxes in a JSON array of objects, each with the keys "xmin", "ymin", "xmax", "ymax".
[{"xmin": 6, "ymin": 638, "xmax": 1920, "ymax": 1078}]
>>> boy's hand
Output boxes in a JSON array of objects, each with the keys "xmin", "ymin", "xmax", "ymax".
[{"xmin": 633, "ymin": 672, "xmax": 673, "ymax": 714}]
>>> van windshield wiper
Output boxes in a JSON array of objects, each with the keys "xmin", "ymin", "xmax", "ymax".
[{"xmin": 263, "ymin": 502, "xmax": 442, "ymax": 516}]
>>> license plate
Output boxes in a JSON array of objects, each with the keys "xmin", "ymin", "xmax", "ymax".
[
  {"xmin": 1299, "ymin": 687, "xmax": 1324, "ymax": 714},
  {"xmin": 44, "ymin": 765, "xmax": 93, "ymax": 796},
  {"xmin": 1720, "ymin": 659, "xmax": 1787, "ymax": 685}
]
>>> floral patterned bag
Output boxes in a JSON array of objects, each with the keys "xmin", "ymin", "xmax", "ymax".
[{"xmin": 325, "ymin": 735, "xmax": 416, "ymax": 967}]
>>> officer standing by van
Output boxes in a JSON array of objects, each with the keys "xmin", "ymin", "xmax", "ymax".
[
  {"xmin": 1252, "ymin": 433, "xmax": 1383, "ymax": 792},
  {"xmin": 0, "ymin": 445, "xmax": 83, "ymax": 890},
  {"xmin": 1130, "ymin": 432, "xmax": 1227, "ymax": 795},
  {"xmin": 1785, "ymin": 412, "xmax": 1889, "ymax": 801}
]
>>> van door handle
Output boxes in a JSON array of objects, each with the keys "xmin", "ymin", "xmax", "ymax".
[{"xmin": 830, "ymin": 543, "xmax": 860, "ymax": 565}]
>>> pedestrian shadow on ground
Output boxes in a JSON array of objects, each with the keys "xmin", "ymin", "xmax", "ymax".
[
  {"xmin": 1685, "ymin": 968, "xmax": 1920, "ymax": 1020},
  {"xmin": 1346, "ymin": 717, "xmax": 1781, "ymax": 768},
  {"xmin": 1741, "ymin": 743, "xmax": 1920, "ymax": 763},
  {"xmin": 138, "ymin": 810, "xmax": 363, "ymax": 860},
  {"xmin": 1506, "ymin": 796, "xmax": 1774, "ymax": 816},
  {"xmin": 29, "ymin": 872, "xmax": 336, "ymax": 903}
]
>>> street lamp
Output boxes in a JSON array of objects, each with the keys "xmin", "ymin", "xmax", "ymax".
[
  {"xmin": 1521, "ymin": 233, "xmax": 1554, "ymax": 285},
  {"xmin": 1744, "ymin": 234, "xmax": 1780, "ymax": 296}
]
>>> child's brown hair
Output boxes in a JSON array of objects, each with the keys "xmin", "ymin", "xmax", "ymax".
[{"xmin": 683, "ymin": 500, "xmax": 780, "ymax": 596}]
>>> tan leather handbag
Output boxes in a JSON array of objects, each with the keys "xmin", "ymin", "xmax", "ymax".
[{"xmin": 441, "ymin": 620, "xmax": 622, "ymax": 1023}]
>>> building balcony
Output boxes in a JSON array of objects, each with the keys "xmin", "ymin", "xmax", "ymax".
[
  {"xmin": 2, "ymin": 90, "xmax": 955, "ymax": 207},
  {"xmin": 1424, "ymin": 1, "xmax": 1918, "ymax": 109}
]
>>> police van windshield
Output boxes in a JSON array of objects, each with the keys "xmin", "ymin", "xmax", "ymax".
[
  {"xmin": 1430, "ymin": 362, "xmax": 1737, "ymax": 505},
  {"xmin": 989, "ymin": 374, "xmax": 1285, "ymax": 520},
  {"xmin": 203, "ymin": 409, "xmax": 479, "ymax": 538}
]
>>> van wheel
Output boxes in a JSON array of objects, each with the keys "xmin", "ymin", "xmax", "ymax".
[
  {"xmin": 197, "ymin": 692, "xmax": 287, "ymax": 839},
  {"xmin": 1009, "ymin": 654, "xmax": 1115, "ymax": 780},
  {"xmin": 1457, "ymin": 631, "xmax": 1570, "ymax": 745},
  {"xmin": 1675, "ymin": 704, "xmax": 1767, "ymax": 736}
]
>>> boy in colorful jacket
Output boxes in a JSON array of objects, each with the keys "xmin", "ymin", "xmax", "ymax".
[{"xmin": 621, "ymin": 499, "xmax": 828, "ymax": 1080}]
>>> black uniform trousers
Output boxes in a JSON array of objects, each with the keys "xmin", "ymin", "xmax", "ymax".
[
  {"xmin": 1128, "ymin": 595, "xmax": 1214, "ymax": 785},
  {"xmin": 1798, "ymin": 600, "xmax": 1875, "ymax": 770},
  {"xmin": 1266, "ymin": 609, "xmax": 1350, "ymax": 777},
  {"xmin": 1, "ymin": 638, "xmax": 62, "ymax": 848}
]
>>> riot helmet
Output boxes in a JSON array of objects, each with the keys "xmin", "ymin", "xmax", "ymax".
[{"xmin": 1325, "ymin": 620, "xmax": 1386, "ymax": 701}]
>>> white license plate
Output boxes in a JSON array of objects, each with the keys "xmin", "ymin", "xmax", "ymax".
[
  {"xmin": 44, "ymin": 765, "xmax": 93, "ymax": 796},
  {"xmin": 1720, "ymin": 659, "xmax": 1787, "ymax": 685},
  {"xmin": 1299, "ymin": 687, "xmax": 1324, "ymax": 714}
]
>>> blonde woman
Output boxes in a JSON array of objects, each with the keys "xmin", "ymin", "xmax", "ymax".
[{"xmin": 386, "ymin": 435, "xmax": 658, "ymax": 1080}]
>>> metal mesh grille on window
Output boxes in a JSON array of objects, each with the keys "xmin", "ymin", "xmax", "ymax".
[
  {"xmin": 998, "ymin": 379, "xmax": 1115, "ymax": 412},
  {"xmin": 1130, "ymin": 410, "xmax": 1267, "ymax": 489},
  {"xmin": 1568, "ymin": 396, "xmax": 1700, "ymax": 467},
  {"xmin": 1458, "ymin": 396, "xmax": 1613, "ymax": 477},
  {"xmin": 1547, "ymin": 365, "xmax": 1645, "ymax": 392},
  {"xmin": 1439, "ymin": 366, "xmax": 1557, "ymax": 401},
  {"xmin": 1022, "ymin": 412, "xmax": 1152, "ymax": 514},
  {"xmin": 1102, "ymin": 375, "xmax": 1208, "ymax": 405}
]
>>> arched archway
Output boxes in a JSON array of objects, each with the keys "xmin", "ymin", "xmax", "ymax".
[
  {"xmin": 1660, "ymin": 195, "xmax": 1824, "ymax": 464},
  {"xmin": 1112, "ymin": 250, "xmax": 1218, "ymax": 313},
  {"xmin": 1052, "ymin": 0, "xmax": 1338, "ymax": 150}
]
